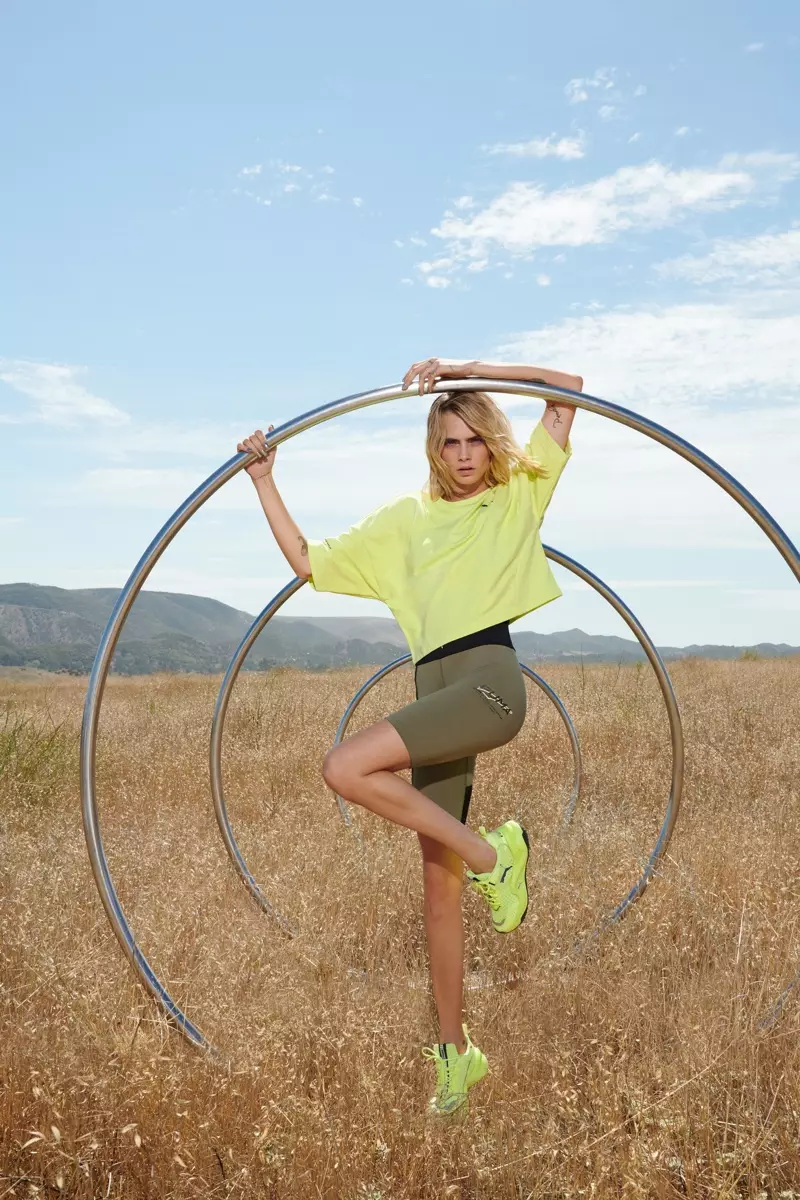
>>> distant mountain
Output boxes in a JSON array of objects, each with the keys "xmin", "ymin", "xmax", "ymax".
[{"xmin": 0, "ymin": 582, "xmax": 796, "ymax": 675}]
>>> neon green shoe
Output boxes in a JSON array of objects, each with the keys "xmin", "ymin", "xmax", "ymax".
[
  {"xmin": 422, "ymin": 1024, "xmax": 488, "ymax": 1116},
  {"xmin": 467, "ymin": 820, "xmax": 530, "ymax": 933}
]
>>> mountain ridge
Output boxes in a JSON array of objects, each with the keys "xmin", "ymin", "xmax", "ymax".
[{"xmin": 0, "ymin": 582, "xmax": 796, "ymax": 675}]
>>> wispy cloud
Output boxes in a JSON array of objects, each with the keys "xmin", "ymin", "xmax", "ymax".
[
  {"xmin": 564, "ymin": 67, "xmax": 646, "ymax": 123},
  {"xmin": 655, "ymin": 226, "xmax": 800, "ymax": 285},
  {"xmin": 484, "ymin": 132, "xmax": 586, "ymax": 160},
  {"xmin": 0, "ymin": 360, "xmax": 129, "ymax": 426},
  {"xmin": 422, "ymin": 152, "xmax": 799, "ymax": 279},
  {"xmin": 232, "ymin": 159, "xmax": 349, "ymax": 208},
  {"xmin": 565, "ymin": 67, "xmax": 616, "ymax": 104},
  {"xmin": 497, "ymin": 297, "xmax": 800, "ymax": 411},
  {"xmin": 745, "ymin": 42, "xmax": 765, "ymax": 52},
  {"xmin": 607, "ymin": 579, "xmax": 731, "ymax": 590}
]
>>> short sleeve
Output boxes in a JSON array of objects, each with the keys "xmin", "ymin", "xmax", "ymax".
[
  {"xmin": 306, "ymin": 508, "xmax": 386, "ymax": 601},
  {"xmin": 525, "ymin": 421, "xmax": 572, "ymax": 521}
]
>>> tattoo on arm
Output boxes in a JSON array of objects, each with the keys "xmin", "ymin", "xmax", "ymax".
[
  {"xmin": 299, "ymin": 537, "xmax": 308, "ymax": 558},
  {"xmin": 548, "ymin": 404, "xmax": 564, "ymax": 426}
]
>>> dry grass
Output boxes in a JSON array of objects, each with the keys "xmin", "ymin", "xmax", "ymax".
[{"xmin": 1, "ymin": 657, "xmax": 799, "ymax": 1198}]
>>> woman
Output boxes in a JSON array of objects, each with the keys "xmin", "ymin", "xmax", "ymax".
[{"xmin": 237, "ymin": 357, "xmax": 581, "ymax": 1116}]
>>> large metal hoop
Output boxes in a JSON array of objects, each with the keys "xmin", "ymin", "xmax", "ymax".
[
  {"xmin": 81, "ymin": 379, "xmax": 799, "ymax": 1052},
  {"xmin": 210, "ymin": 547, "xmax": 682, "ymax": 930}
]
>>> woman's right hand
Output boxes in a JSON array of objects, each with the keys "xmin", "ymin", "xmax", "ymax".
[{"xmin": 237, "ymin": 426, "xmax": 277, "ymax": 480}]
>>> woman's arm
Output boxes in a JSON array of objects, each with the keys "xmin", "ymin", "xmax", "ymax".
[
  {"xmin": 237, "ymin": 427, "xmax": 312, "ymax": 579},
  {"xmin": 403, "ymin": 357, "xmax": 583, "ymax": 451},
  {"xmin": 466, "ymin": 360, "xmax": 583, "ymax": 395},
  {"xmin": 252, "ymin": 475, "xmax": 312, "ymax": 579}
]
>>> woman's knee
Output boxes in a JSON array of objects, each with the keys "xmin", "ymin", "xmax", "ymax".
[{"xmin": 322, "ymin": 745, "xmax": 354, "ymax": 795}]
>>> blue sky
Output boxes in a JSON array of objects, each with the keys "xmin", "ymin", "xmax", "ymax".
[{"xmin": 1, "ymin": 0, "xmax": 798, "ymax": 647}]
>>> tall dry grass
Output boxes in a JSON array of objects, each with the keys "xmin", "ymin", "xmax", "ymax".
[{"xmin": 1, "ymin": 658, "xmax": 799, "ymax": 1198}]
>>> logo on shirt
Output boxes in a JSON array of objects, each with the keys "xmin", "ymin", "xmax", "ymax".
[{"xmin": 474, "ymin": 685, "xmax": 513, "ymax": 718}]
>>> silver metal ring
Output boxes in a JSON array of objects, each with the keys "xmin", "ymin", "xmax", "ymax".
[
  {"xmin": 81, "ymin": 378, "xmax": 799, "ymax": 1053},
  {"xmin": 210, "ymin": 547, "xmax": 681, "ymax": 935}
]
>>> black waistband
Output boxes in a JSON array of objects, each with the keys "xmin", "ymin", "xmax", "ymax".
[{"xmin": 416, "ymin": 620, "xmax": 513, "ymax": 666}]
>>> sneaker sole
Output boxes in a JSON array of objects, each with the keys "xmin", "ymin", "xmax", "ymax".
[
  {"xmin": 519, "ymin": 826, "xmax": 530, "ymax": 926},
  {"xmin": 494, "ymin": 824, "xmax": 530, "ymax": 933}
]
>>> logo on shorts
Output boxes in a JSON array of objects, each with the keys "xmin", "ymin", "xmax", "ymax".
[{"xmin": 475, "ymin": 685, "xmax": 513, "ymax": 717}]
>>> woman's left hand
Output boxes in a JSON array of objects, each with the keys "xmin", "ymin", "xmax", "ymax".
[{"xmin": 402, "ymin": 357, "xmax": 479, "ymax": 395}]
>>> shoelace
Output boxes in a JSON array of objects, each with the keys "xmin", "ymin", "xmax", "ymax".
[
  {"xmin": 421, "ymin": 1045, "xmax": 451, "ymax": 1099},
  {"xmin": 470, "ymin": 876, "xmax": 501, "ymax": 911},
  {"xmin": 470, "ymin": 826, "xmax": 503, "ymax": 912}
]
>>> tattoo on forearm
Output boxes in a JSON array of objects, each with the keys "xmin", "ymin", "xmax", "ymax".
[
  {"xmin": 549, "ymin": 404, "xmax": 564, "ymax": 426},
  {"xmin": 299, "ymin": 537, "xmax": 308, "ymax": 558}
]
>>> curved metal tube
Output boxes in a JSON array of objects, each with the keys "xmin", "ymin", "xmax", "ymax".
[
  {"xmin": 81, "ymin": 378, "xmax": 799, "ymax": 1052},
  {"xmin": 209, "ymin": 578, "xmax": 303, "ymax": 934},
  {"xmin": 330, "ymin": 654, "xmax": 582, "ymax": 827},
  {"xmin": 211, "ymin": 547, "xmax": 683, "ymax": 931}
]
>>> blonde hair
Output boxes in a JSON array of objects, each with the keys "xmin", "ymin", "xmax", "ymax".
[{"xmin": 424, "ymin": 390, "xmax": 547, "ymax": 502}]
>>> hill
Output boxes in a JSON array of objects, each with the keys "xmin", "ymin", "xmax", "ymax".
[{"xmin": 0, "ymin": 582, "xmax": 796, "ymax": 675}]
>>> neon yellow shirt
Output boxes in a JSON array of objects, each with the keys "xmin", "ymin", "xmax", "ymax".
[{"xmin": 307, "ymin": 421, "xmax": 571, "ymax": 663}]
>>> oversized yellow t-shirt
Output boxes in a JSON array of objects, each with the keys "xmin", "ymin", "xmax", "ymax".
[{"xmin": 307, "ymin": 421, "xmax": 571, "ymax": 663}]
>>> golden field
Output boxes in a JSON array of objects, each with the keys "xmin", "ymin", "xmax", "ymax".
[{"xmin": 1, "ymin": 657, "xmax": 799, "ymax": 1199}]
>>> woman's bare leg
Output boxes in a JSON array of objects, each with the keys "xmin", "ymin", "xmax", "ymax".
[
  {"xmin": 322, "ymin": 720, "xmax": 495, "ymax": 876},
  {"xmin": 418, "ymin": 834, "xmax": 466, "ymax": 1051}
]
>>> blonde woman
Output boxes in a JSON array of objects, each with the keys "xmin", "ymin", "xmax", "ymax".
[{"xmin": 237, "ymin": 358, "xmax": 581, "ymax": 1115}]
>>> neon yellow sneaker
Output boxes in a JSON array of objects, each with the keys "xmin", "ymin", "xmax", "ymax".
[
  {"xmin": 467, "ymin": 820, "xmax": 530, "ymax": 933},
  {"xmin": 422, "ymin": 1024, "xmax": 488, "ymax": 1116}
]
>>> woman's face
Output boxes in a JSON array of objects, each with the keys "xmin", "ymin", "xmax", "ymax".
[{"xmin": 440, "ymin": 411, "xmax": 491, "ymax": 496}]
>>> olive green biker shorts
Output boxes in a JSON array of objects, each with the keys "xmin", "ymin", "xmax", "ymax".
[{"xmin": 385, "ymin": 643, "xmax": 526, "ymax": 824}]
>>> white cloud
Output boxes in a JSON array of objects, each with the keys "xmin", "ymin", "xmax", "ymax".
[
  {"xmin": 565, "ymin": 67, "xmax": 616, "ymax": 104},
  {"xmin": 353, "ymin": 196, "xmax": 364, "ymax": 207},
  {"xmin": 496, "ymin": 298, "xmax": 800, "ymax": 411},
  {"xmin": 239, "ymin": 164, "xmax": 263, "ymax": 176},
  {"xmin": 418, "ymin": 256, "xmax": 456, "ymax": 276},
  {"xmin": 409, "ymin": 235, "xmax": 428, "ymax": 246},
  {"xmin": 76, "ymin": 467, "xmax": 214, "ymax": 510},
  {"xmin": 484, "ymin": 132, "xmax": 586, "ymax": 160},
  {"xmin": 453, "ymin": 196, "xmax": 474, "ymax": 211},
  {"xmin": 536, "ymin": 274, "xmax": 551, "ymax": 287},
  {"xmin": 608, "ymin": 579, "xmax": 731, "ymax": 590},
  {"xmin": 629, "ymin": 132, "xmax": 642, "ymax": 144},
  {"xmin": 426, "ymin": 152, "xmax": 800, "ymax": 274},
  {"xmin": 425, "ymin": 276, "xmax": 451, "ymax": 289},
  {"xmin": 598, "ymin": 104, "xmax": 618, "ymax": 121},
  {"xmin": 675, "ymin": 126, "xmax": 690, "ymax": 137},
  {"xmin": 279, "ymin": 163, "xmax": 303, "ymax": 173},
  {"xmin": 655, "ymin": 226, "xmax": 800, "ymax": 285},
  {"xmin": 633, "ymin": 85, "xmax": 647, "ymax": 97},
  {"xmin": 0, "ymin": 360, "xmax": 129, "ymax": 426},
  {"xmin": 733, "ymin": 588, "xmax": 800, "ymax": 611},
  {"xmin": 284, "ymin": 183, "xmax": 301, "ymax": 193},
  {"xmin": 745, "ymin": 42, "xmax": 765, "ymax": 52},
  {"xmin": 83, "ymin": 420, "xmax": 248, "ymax": 462},
  {"xmin": 235, "ymin": 188, "xmax": 272, "ymax": 207}
]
